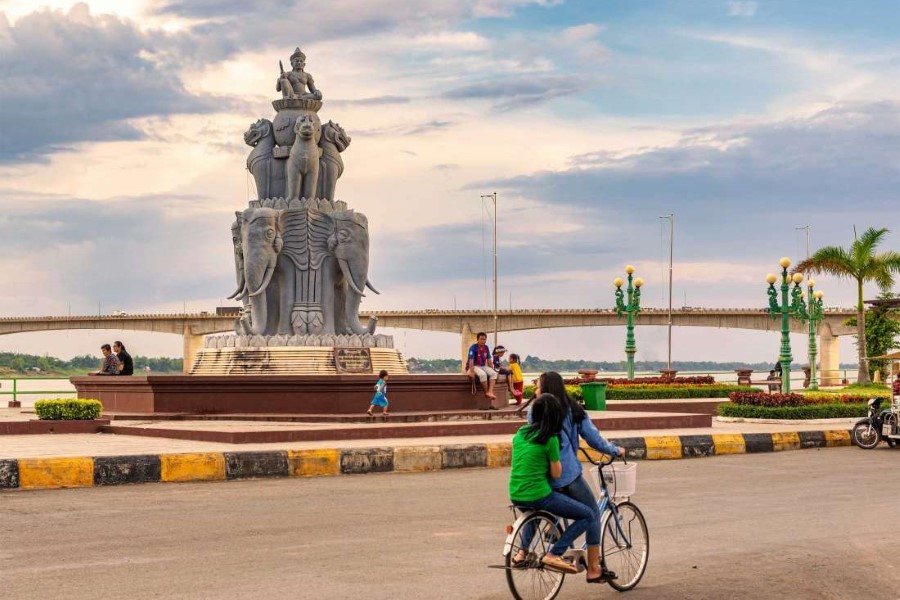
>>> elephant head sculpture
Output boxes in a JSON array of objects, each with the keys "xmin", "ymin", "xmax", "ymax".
[
  {"xmin": 231, "ymin": 207, "xmax": 283, "ymax": 335},
  {"xmin": 230, "ymin": 203, "xmax": 379, "ymax": 337},
  {"xmin": 329, "ymin": 211, "xmax": 378, "ymax": 335},
  {"xmin": 228, "ymin": 215, "xmax": 251, "ymax": 334}
]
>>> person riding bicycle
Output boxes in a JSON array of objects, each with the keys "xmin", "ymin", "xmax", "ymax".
[
  {"xmin": 508, "ymin": 393, "xmax": 598, "ymax": 574},
  {"xmin": 529, "ymin": 371, "xmax": 625, "ymax": 583}
]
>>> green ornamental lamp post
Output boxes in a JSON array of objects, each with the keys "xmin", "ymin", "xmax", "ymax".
[
  {"xmin": 614, "ymin": 265, "xmax": 643, "ymax": 380},
  {"xmin": 765, "ymin": 257, "xmax": 806, "ymax": 393},
  {"xmin": 799, "ymin": 279, "xmax": 825, "ymax": 391}
]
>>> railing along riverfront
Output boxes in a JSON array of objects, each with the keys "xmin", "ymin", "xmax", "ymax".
[{"xmin": 1, "ymin": 377, "xmax": 77, "ymax": 407}]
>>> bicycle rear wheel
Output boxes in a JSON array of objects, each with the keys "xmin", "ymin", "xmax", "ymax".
[
  {"xmin": 601, "ymin": 501, "xmax": 649, "ymax": 591},
  {"xmin": 505, "ymin": 512, "xmax": 566, "ymax": 600}
]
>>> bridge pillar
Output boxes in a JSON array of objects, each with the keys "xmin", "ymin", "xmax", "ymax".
[
  {"xmin": 460, "ymin": 323, "xmax": 477, "ymax": 373},
  {"xmin": 819, "ymin": 325, "xmax": 841, "ymax": 386},
  {"xmin": 182, "ymin": 327, "xmax": 206, "ymax": 374}
]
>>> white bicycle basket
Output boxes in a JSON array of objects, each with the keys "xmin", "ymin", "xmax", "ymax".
[{"xmin": 590, "ymin": 462, "xmax": 637, "ymax": 499}]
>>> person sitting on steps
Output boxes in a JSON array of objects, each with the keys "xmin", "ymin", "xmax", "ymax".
[
  {"xmin": 467, "ymin": 332, "xmax": 498, "ymax": 408},
  {"xmin": 492, "ymin": 345, "xmax": 516, "ymax": 399}
]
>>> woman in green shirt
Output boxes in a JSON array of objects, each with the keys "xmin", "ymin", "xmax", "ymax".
[{"xmin": 509, "ymin": 393, "xmax": 597, "ymax": 574}]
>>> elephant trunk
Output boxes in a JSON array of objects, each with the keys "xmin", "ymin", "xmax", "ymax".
[
  {"xmin": 246, "ymin": 261, "xmax": 276, "ymax": 336},
  {"xmin": 337, "ymin": 258, "xmax": 376, "ymax": 335},
  {"xmin": 228, "ymin": 268, "xmax": 246, "ymax": 300}
]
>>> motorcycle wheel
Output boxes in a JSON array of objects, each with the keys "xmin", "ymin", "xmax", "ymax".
[{"xmin": 851, "ymin": 420, "xmax": 882, "ymax": 449}]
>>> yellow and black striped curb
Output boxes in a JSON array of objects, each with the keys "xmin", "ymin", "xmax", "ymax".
[{"xmin": 0, "ymin": 430, "xmax": 851, "ymax": 491}]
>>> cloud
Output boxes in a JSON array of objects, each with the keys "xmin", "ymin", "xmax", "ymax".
[
  {"xmin": 356, "ymin": 118, "xmax": 458, "ymax": 137},
  {"xmin": 328, "ymin": 95, "xmax": 412, "ymax": 107},
  {"xmin": 0, "ymin": 5, "xmax": 221, "ymax": 163},
  {"xmin": 727, "ymin": 1, "xmax": 758, "ymax": 17},
  {"xmin": 441, "ymin": 74, "xmax": 593, "ymax": 111},
  {"xmin": 0, "ymin": 189, "xmax": 236, "ymax": 311},
  {"xmin": 148, "ymin": 0, "xmax": 555, "ymax": 59},
  {"xmin": 376, "ymin": 221, "xmax": 618, "ymax": 285},
  {"xmin": 481, "ymin": 101, "xmax": 900, "ymax": 260}
]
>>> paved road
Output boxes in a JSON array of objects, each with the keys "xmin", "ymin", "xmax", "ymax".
[{"xmin": 2, "ymin": 447, "xmax": 899, "ymax": 600}]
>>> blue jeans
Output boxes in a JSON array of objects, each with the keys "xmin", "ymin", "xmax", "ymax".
[
  {"xmin": 558, "ymin": 475, "xmax": 602, "ymax": 546},
  {"xmin": 517, "ymin": 475, "xmax": 601, "ymax": 553},
  {"xmin": 514, "ymin": 490, "xmax": 596, "ymax": 556}
]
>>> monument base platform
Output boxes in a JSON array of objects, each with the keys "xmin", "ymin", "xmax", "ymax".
[
  {"xmin": 190, "ymin": 346, "xmax": 407, "ymax": 375},
  {"xmin": 71, "ymin": 375, "xmax": 482, "ymax": 415}
]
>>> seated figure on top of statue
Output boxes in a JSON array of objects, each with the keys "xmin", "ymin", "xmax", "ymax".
[{"xmin": 277, "ymin": 47, "xmax": 322, "ymax": 101}]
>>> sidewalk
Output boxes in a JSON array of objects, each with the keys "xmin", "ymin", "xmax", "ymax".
[
  {"xmin": 0, "ymin": 407, "xmax": 856, "ymax": 459},
  {"xmin": 0, "ymin": 407, "xmax": 855, "ymax": 491}
]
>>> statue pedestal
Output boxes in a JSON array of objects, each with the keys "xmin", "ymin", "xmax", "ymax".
[
  {"xmin": 190, "ymin": 345, "xmax": 407, "ymax": 375},
  {"xmin": 71, "ymin": 374, "xmax": 478, "ymax": 415}
]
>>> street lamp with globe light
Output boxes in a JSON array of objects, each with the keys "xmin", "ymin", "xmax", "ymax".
[
  {"xmin": 615, "ymin": 265, "xmax": 643, "ymax": 380},
  {"xmin": 766, "ymin": 257, "xmax": 807, "ymax": 393}
]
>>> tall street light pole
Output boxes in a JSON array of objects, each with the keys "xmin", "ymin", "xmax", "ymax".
[
  {"xmin": 800, "ymin": 279, "xmax": 825, "ymax": 391},
  {"xmin": 796, "ymin": 225, "xmax": 810, "ymax": 259},
  {"xmin": 659, "ymin": 213, "xmax": 674, "ymax": 371},
  {"xmin": 614, "ymin": 265, "xmax": 643, "ymax": 380},
  {"xmin": 481, "ymin": 193, "xmax": 498, "ymax": 348},
  {"xmin": 766, "ymin": 257, "xmax": 806, "ymax": 393}
]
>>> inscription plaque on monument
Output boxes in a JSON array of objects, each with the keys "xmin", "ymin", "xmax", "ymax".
[{"xmin": 333, "ymin": 347, "xmax": 373, "ymax": 373}]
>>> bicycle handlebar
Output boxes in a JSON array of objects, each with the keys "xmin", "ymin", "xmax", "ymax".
[{"xmin": 579, "ymin": 447, "xmax": 627, "ymax": 466}]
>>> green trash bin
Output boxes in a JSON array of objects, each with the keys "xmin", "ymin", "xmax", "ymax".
[{"xmin": 580, "ymin": 382, "xmax": 607, "ymax": 411}]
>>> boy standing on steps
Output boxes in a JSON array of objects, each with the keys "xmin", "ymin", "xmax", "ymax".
[{"xmin": 367, "ymin": 370, "xmax": 390, "ymax": 416}]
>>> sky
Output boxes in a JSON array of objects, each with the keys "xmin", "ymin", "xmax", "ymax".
[{"xmin": 0, "ymin": 0, "xmax": 898, "ymax": 364}]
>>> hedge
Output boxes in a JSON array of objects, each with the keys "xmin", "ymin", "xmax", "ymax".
[
  {"xmin": 718, "ymin": 402, "xmax": 868, "ymax": 419},
  {"xmin": 523, "ymin": 384, "xmax": 751, "ymax": 401},
  {"xmin": 607, "ymin": 385, "xmax": 752, "ymax": 400},
  {"xmin": 564, "ymin": 376, "xmax": 716, "ymax": 386},
  {"xmin": 34, "ymin": 398, "xmax": 103, "ymax": 420}
]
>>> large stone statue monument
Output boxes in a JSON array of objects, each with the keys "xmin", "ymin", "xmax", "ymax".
[{"xmin": 194, "ymin": 47, "xmax": 402, "ymax": 374}]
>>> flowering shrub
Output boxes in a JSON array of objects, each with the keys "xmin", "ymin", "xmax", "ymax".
[
  {"xmin": 611, "ymin": 385, "xmax": 750, "ymax": 400},
  {"xmin": 728, "ymin": 392, "xmax": 804, "ymax": 406},
  {"xmin": 801, "ymin": 393, "xmax": 874, "ymax": 405},
  {"xmin": 564, "ymin": 376, "xmax": 716, "ymax": 386},
  {"xmin": 730, "ymin": 391, "xmax": 876, "ymax": 407},
  {"xmin": 523, "ymin": 383, "xmax": 748, "ymax": 401}
]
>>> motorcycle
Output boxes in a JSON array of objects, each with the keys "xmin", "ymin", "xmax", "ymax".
[{"xmin": 851, "ymin": 397, "xmax": 900, "ymax": 449}]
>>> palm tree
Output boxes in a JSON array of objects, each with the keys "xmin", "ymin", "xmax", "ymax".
[{"xmin": 796, "ymin": 227, "xmax": 900, "ymax": 384}]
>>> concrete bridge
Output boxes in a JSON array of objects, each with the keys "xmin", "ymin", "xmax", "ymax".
[{"xmin": 0, "ymin": 308, "xmax": 856, "ymax": 380}]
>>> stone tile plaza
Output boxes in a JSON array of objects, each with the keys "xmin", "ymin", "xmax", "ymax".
[{"xmin": 2, "ymin": 3, "xmax": 900, "ymax": 600}]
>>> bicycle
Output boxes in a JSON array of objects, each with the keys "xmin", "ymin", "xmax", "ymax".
[{"xmin": 496, "ymin": 450, "xmax": 650, "ymax": 600}]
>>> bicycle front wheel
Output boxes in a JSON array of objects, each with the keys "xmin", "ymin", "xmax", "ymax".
[
  {"xmin": 505, "ymin": 511, "xmax": 566, "ymax": 600},
  {"xmin": 601, "ymin": 501, "xmax": 649, "ymax": 591}
]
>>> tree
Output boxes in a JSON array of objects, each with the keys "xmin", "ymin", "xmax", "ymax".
[
  {"xmin": 797, "ymin": 227, "xmax": 900, "ymax": 384},
  {"xmin": 845, "ymin": 291, "xmax": 900, "ymax": 379}
]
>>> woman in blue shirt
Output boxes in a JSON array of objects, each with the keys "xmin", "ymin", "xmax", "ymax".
[{"xmin": 531, "ymin": 371, "xmax": 624, "ymax": 583}]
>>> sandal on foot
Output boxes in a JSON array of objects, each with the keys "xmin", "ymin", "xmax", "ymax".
[
  {"xmin": 587, "ymin": 570, "xmax": 617, "ymax": 583},
  {"xmin": 541, "ymin": 555, "xmax": 577, "ymax": 574}
]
